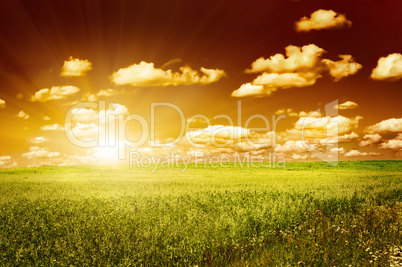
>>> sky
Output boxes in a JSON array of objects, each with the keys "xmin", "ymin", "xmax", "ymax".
[{"xmin": 0, "ymin": 0, "xmax": 401, "ymax": 168}]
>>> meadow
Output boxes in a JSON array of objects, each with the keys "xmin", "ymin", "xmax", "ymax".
[{"xmin": 0, "ymin": 161, "xmax": 401, "ymax": 266}]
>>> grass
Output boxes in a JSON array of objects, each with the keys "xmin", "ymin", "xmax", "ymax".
[{"xmin": 0, "ymin": 161, "xmax": 401, "ymax": 266}]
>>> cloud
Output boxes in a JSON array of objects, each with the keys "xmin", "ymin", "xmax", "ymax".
[
  {"xmin": 0, "ymin": 156, "xmax": 17, "ymax": 169},
  {"xmin": 297, "ymin": 111, "xmax": 321, "ymax": 118},
  {"xmin": 379, "ymin": 134, "xmax": 402, "ymax": 151},
  {"xmin": 231, "ymin": 83, "xmax": 265, "ymax": 97},
  {"xmin": 330, "ymin": 147, "xmax": 345, "ymax": 155},
  {"xmin": 252, "ymin": 72, "xmax": 318, "ymax": 89},
  {"xmin": 366, "ymin": 118, "xmax": 402, "ymax": 133},
  {"xmin": 184, "ymin": 125, "xmax": 273, "ymax": 150},
  {"xmin": 16, "ymin": 110, "xmax": 29, "ymax": 119},
  {"xmin": 322, "ymin": 55, "xmax": 362, "ymax": 81},
  {"xmin": 111, "ymin": 61, "xmax": 225, "ymax": 86},
  {"xmin": 130, "ymin": 125, "xmax": 275, "ymax": 162},
  {"xmin": 22, "ymin": 147, "xmax": 61, "ymax": 160},
  {"xmin": 61, "ymin": 57, "xmax": 92, "ymax": 77},
  {"xmin": 161, "ymin": 58, "xmax": 183, "ymax": 69},
  {"xmin": 232, "ymin": 44, "xmax": 361, "ymax": 97},
  {"xmin": 294, "ymin": 115, "xmax": 361, "ymax": 138},
  {"xmin": 67, "ymin": 103, "xmax": 129, "ymax": 140},
  {"xmin": 320, "ymin": 132, "xmax": 359, "ymax": 145},
  {"xmin": 41, "ymin": 124, "xmax": 64, "ymax": 131},
  {"xmin": 246, "ymin": 44, "xmax": 325, "ymax": 73},
  {"xmin": 295, "ymin": 9, "xmax": 352, "ymax": 32},
  {"xmin": 335, "ymin": 101, "xmax": 359, "ymax": 110},
  {"xmin": 344, "ymin": 150, "xmax": 379, "ymax": 157},
  {"xmin": 371, "ymin": 53, "xmax": 402, "ymax": 81},
  {"xmin": 81, "ymin": 89, "xmax": 114, "ymax": 102},
  {"xmin": 380, "ymin": 139, "xmax": 402, "ymax": 151},
  {"xmin": 0, "ymin": 99, "xmax": 5, "ymax": 108},
  {"xmin": 359, "ymin": 134, "xmax": 382, "ymax": 147},
  {"xmin": 43, "ymin": 116, "xmax": 51, "ymax": 121},
  {"xmin": 30, "ymin": 137, "xmax": 49, "ymax": 144},
  {"xmin": 31, "ymin": 86, "xmax": 80, "ymax": 102},
  {"xmin": 275, "ymin": 140, "xmax": 316, "ymax": 153}
]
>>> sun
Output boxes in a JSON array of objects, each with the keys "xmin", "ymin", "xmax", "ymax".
[{"xmin": 94, "ymin": 145, "xmax": 121, "ymax": 161}]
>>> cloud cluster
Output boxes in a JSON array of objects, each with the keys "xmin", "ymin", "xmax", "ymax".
[
  {"xmin": 61, "ymin": 57, "xmax": 92, "ymax": 77},
  {"xmin": 361, "ymin": 119, "xmax": 402, "ymax": 155},
  {"xmin": 292, "ymin": 115, "xmax": 361, "ymax": 138},
  {"xmin": 111, "ymin": 61, "xmax": 225, "ymax": 87},
  {"xmin": 41, "ymin": 123, "xmax": 64, "ymax": 131},
  {"xmin": 335, "ymin": 101, "xmax": 358, "ymax": 110},
  {"xmin": 0, "ymin": 156, "xmax": 17, "ymax": 169},
  {"xmin": 22, "ymin": 147, "xmax": 60, "ymax": 160},
  {"xmin": 274, "ymin": 108, "xmax": 322, "ymax": 118},
  {"xmin": 30, "ymin": 137, "xmax": 49, "ymax": 144},
  {"xmin": 0, "ymin": 99, "xmax": 5, "ymax": 108},
  {"xmin": 365, "ymin": 118, "xmax": 402, "ymax": 133},
  {"xmin": 232, "ymin": 44, "xmax": 361, "ymax": 97},
  {"xmin": 16, "ymin": 110, "xmax": 29, "ymax": 120},
  {"xmin": 67, "ymin": 103, "xmax": 129, "ymax": 140},
  {"xmin": 31, "ymin": 86, "xmax": 80, "ymax": 102},
  {"xmin": 379, "ymin": 136, "xmax": 402, "ymax": 151},
  {"xmin": 344, "ymin": 150, "xmax": 379, "ymax": 157},
  {"xmin": 184, "ymin": 125, "xmax": 273, "ymax": 150},
  {"xmin": 371, "ymin": 53, "xmax": 402, "ymax": 81},
  {"xmin": 82, "ymin": 89, "xmax": 114, "ymax": 102},
  {"xmin": 359, "ymin": 134, "xmax": 382, "ymax": 147},
  {"xmin": 246, "ymin": 44, "xmax": 324, "ymax": 73},
  {"xmin": 295, "ymin": 9, "xmax": 352, "ymax": 32},
  {"xmin": 322, "ymin": 55, "xmax": 362, "ymax": 81}
]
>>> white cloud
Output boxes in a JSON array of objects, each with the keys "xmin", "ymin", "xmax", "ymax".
[
  {"xmin": 43, "ymin": 116, "xmax": 51, "ymax": 121},
  {"xmin": 298, "ymin": 111, "xmax": 321, "ymax": 118},
  {"xmin": 0, "ymin": 99, "xmax": 5, "ymax": 108},
  {"xmin": 41, "ymin": 124, "xmax": 64, "ymax": 131},
  {"xmin": 247, "ymin": 44, "xmax": 324, "ymax": 73},
  {"xmin": 320, "ymin": 132, "xmax": 359, "ymax": 145},
  {"xmin": 252, "ymin": 72, "xmax": 318, "ymax": 88},
  {"xmin": 31, "ymin": 86, "xmax": 80, "ymax": 102},
  {"xmin": 111, "ymin": 61, "xmax": 225, "ymax": 86},
  {"xmin": 0, "ymin": 156, "xmax": 17, "ymax": 169},
  {"xmin": 371, "ymin": 53, "xmax": 402, "ymax": 81},
  {"xmin": 344, "ymin": 150, "xmax": 379, "ymax": 157},
  {"xmin": 231, "ymin": 83, "xmax": 265, "ymax": 97},
  {"xmin": 30, "ymin": 137, "xmax": 49, "ymax": 144},
  {"xmin": 379, "ymin": 134, "xmax": 402, "ymax": 151},
  {"xmin": 366, "ymin": 118, "xmax": 402, "ymax": 133},
  {"xmin": 295, "ymin": 9, "xmax": 352, "ymax": 32},
  {"xmin": 294, "ymin": 115, "xmax": 361, "ymax": 138},
  {"xmin": 275, "ymin": 140, "xmax": 316, "ymax": 153},
  {"xmin": 330, "ymin": 147, "xmax": 345, "ymax": 154},
  {"xmin": 184, "ymin": 125, "xmax": 272, "ymax": 150},
  {"xmin": 360, "ymin": 134, "xmax": 382, "ymax": 147},
  {"xmin": 67, "ymin": 103, "xmax": 129, "ymax": 140},
  {"xmin": 82, "ymin": 89, "xmax": 114, "ymax": 101},
  {"xmin": 61, "ymin": 57, "xmax": 92, "ymax": 77},
  {"xmin": 335, "ymin": 101, "xmax": 359, "ymax": 110},
  {"xmin": 232, "ymin": 44, "xmax": 361, "ymax": 97},
  {"xmin": 323, "ymin": 55, "xmax": 362, "ymax": 81},
  {"xmin": 274, "ymin": 109, "xmax": 320, "ymax": 118},
  {"xmin": 22, "ymin": 147, "xmax": 61, "ymax": 160},
  {"xmin": 291, "ymin": 153, "xmax": 309, "ymax": 160},
  {"xmin": 71, "ymin": 103, "xmax": 128, "ymax": 124},
  {"xmin": 16, "ymin": 110, "xmax": 29, "ymax": 120}
]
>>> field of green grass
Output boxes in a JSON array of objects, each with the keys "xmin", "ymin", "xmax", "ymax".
[{"xmin": 0, "ymin": 161, "xmax": 401, "ymax": 266}]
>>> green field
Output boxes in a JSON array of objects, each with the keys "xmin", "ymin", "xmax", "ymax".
[{"xmin": 0, "ymin": 161, "xmax": 401, "ymax": 266}]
